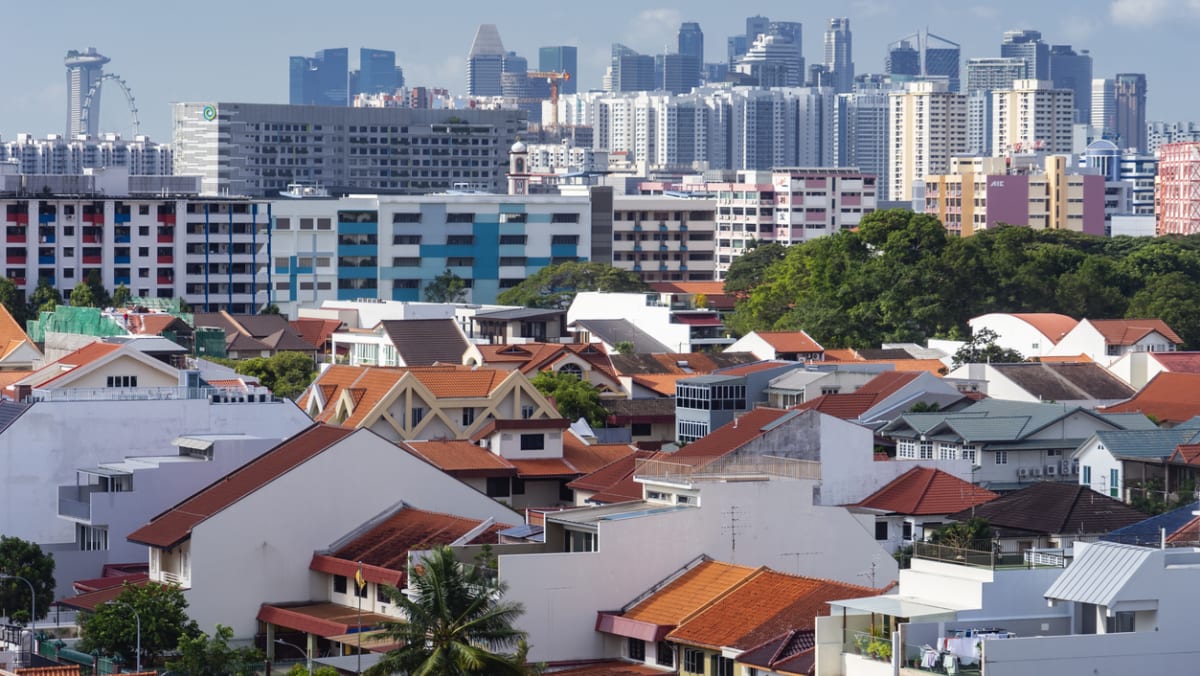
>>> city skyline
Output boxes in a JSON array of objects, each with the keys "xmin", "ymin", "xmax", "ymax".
[{"xmin": 0, "ymin": 0, "xmax": 1193, "ymax": 141}]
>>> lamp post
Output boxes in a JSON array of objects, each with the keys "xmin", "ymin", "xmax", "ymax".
[
  {"xmin": 275, "ymin": 637, "xmax": 312, "ymax": 675},
  {"xmin": 0, "ymin": 574, "xmax": 35, "ymax": 665},
  {"xmin": 108, "ymin": 601, "xmax": 141, "ymax": 673}
]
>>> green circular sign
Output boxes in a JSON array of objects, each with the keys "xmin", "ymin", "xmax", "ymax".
[{"xmin": 202, "ymin": 105, "xmax": 217, "ymax": 121}]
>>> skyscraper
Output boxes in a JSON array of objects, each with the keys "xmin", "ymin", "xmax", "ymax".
[
  {"xmin": 992, "ymin": 79, "xmax": 1075, "ymax": 156},
  {"xmin": 1114, "ymin": 73, "xmax": 1148, "ymax": 153},
  {"xmin": 824, "ymin": 18, "xmax": 854, "ymax": 94},
  {"xmin": 663, "ymin": 53, "xmax": 700, "ymax": 94},
  {"xmin": 886, "ymin": 32, "xmax": 959, "ymax": 92},
  {"xmin": 736, "ymin": 31, "xmax": 804, "ymax": 87},
  {"xmin": 64, "ymin": 48, "xmax": 110, "ymax": 138},
  {"xmin": 885, "ymin": 40, "xmax": 921, "ymax": 77},
  {"xmin": 355, "ymin": 48, "xmax": 399, "ymax": 96},
  {"xmin": 1000, "ymin": 30, "xmax": 1050, "ymax": 80},
  {"xmin": 611, "ymin": 44, "xmax": 655, "ymax": 92},
  {"xmin": 1091, "ymin": 78, "xmax": 1116, "ymax": 137},
  {"xmin": 467, "ymin": 24, "xmax": 505, "ymax": 97},
  {"xmin": 1048, "ymin": 45, "xmax": 1093, "ymax": 124},
  {"xmin": 678, "ymin": 22, "xmax": 704, "ymax": 84},
  {"xmin": 289, "ymin": 48, "xmax": 349, "ymax": 106},
  {"xmin": 538, "ymin": 46, "xmax": 578, "ymax": 94},
  {"xmin": 836, "ymin": 88, "xmax": 889, "ymax": 199},
  {"xmin": 888, "ymin": 82, "xmax": 967, "ymax": 202}
]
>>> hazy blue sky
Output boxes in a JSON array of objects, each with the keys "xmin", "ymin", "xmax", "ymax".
[{"xmin": 3, "ymin": 0, "xmax": 1195, "ymax": 141}]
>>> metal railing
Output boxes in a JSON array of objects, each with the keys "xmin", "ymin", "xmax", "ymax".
[
  {"xmin": 32, "ymin": 385, "xmax": 277, "ymax": 403},
  {"xmin": 634, "ymin": 455, "xmax": 821, "ymax": 483}
]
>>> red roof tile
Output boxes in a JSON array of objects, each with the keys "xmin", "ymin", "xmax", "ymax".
[
  {"xmin": 257, "ymin": 602, "xmax": 394, "ymax": 640},
  {"xmin": 717, "ymin": 360, "xmax": 795, "ymax": 376},
  {"xmin": 794, "ymin": 371, "xmax": 921, "ymax": 420},
  {"xmin": 57, "ymin": 579, "xmax": 150, "ymax": 612},
  {"xmin": 26, "ymin": 341, "xmax": 122, "ymax": 387},
  {"xmin": 401, "ymin": 439, "xmax": 517, "ymax": 476},
  {"xmin": 568, "ymin": 450, "xmax": 663, "ymax": 494},
  {"xmin": 1088, "ymin": 319, "xmax": 1183, "ymax": 346},
  {"xmin": 128, "ymin": 425, "xmax": 356, "ymax": 548},
  {"xmin": 669, "ymin": 408, "xmax": 794, "ymax": 462},
  {"xmin": 1102, "ymin": 372, "xmax": 1200, "ymax": 424},
  {"xmin": 755, "ymin": 331, "xmax": 825, "ymax": 354},
  {"xmin": 1009, "ymin": 313, "xmax": 1078, "ymax": 344},
  {"xmin": 623, "ymin": 561, "xmax": 757, "ymax": 626},
  {"xmin": 508, "ymin": 457, "xmax": 579, "ymax": 478},
  {"xmin": 1169, "ymin": 444, "xmax": 1200, "ymax": 467},
  {"xmin": 855, "ymin": 468, "xmax": 997, "ymax": 515},
  {"xmin": 290, "ymin": 318, "xmax": 343, "ymax": 349},
  {"xmin": 1150, "ymin": 352, "xmax": 1200, "ymax": 374}
]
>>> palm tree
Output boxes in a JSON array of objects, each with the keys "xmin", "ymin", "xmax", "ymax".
[{"xmin": 367, "ymin": 545, "xmax": 533, "ymax": 676}]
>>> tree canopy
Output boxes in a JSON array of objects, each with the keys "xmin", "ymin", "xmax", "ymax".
[
  {"xmin": 0, "ymin": 277, "xmax": 28, "ymax": 325},
  {"xmin": 28, "ymin": 278, "xmax": 62, "ymax": 316},
  {"xmin": 951, "ymin": 328, "xmax": 1025, "ymax": 368},
  {"xmin": 234, "ymin": 351, "xmax": 316, "ymax": 399},
  {"xmin": 367, "ymin": 546, "xmax": 533, "ymax": 676},
  {"xmin": 496, "ymin": 262, "xmax": 647, "ymax": 309},
  {"xmin": 79, "ymin": 582, "xmax": 200, "ymax": 666},
  {"xmin": 727, "ymin": 209, "xmax": 1200, "ymax": 349},
  {"xmin": 530, "ymin": 370, "xmax": 608, "ymax": 426},
  {"xmin": 424, "ymin": 269, "xmax": 469, "ymax": 303},
  {"xmin": 0, "ymin": 536, "xmax": 56, "ymax": 623},
  {"xmin": 168, "ymin": 624, "xmax": 262, "ymax": 676}
]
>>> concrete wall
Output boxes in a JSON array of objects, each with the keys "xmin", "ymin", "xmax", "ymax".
[
  {"xmin": 57, "ymin": 355, "xmax": 179, "ymax": 390},
  {"xmin": 969, "ymin": 314, "xmax": 1061, "ymax": 358},
  {"xmin": 982, "ymin": 631, "xmax": 1200, "ymax": 676},
  {"xmin": 187, "ymin": 429, "xmax": 522, "ymax": 639}
]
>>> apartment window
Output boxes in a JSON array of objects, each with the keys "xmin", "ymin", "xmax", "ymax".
[
  {"xmin": 499, "ymin": 256, "xmax": 526, "ymax": 266},
  {"xmin": 77, "ymin": 524, "xmax": 108, "ymax": 552},
  {"xmin": 393, "ymin": 235, "xmax": 422, "ymax": 245},
  {"xmin": 551, "ymin": 212, "xmax": 579, "ymax": 223},
  {"xmin": 376, "ymin": 585, "xmax": 390, "ymax": 603},
  {"xmin": 961, "ymin": 444, "xmax": 979, "ymax": 465},
  {"xmin": 106, "ymin": 375, "xmax": 138, "ymax": 388},
  {"xmin": 499, "ymin": 234, "xmax": 527, "ymax": 245},
  {"xmin": 683, "ymin": 648, "xmax": 704, "ymax": 674},
  {"xmin": 520, "ymin": 434, "xmax": 545, "ymax": 451},
  {"xmin": 551, "ymin": 234, "xmax": 579, "ymax": 245},
  {"xmin": 333, "ymin": 575, "xmax": 348, "ymax": 594},
  {"xmin": 994, "ymin": 451, "xmax": 1008, "ymax": 465},
  {"xmin": 656, "ymin": 641, "xmax": 674, "ymax": 668},
  {"xmin": 1110, "ymin": 468, "xmax": 1120, "ymax": 498},
  {"xmin": 897, "ymin": 440, "xmax": 918, "ymax": 459},
  {"xmin": 446, "ymin": 234, "xmax": 475, "ymax": 245},
  {"xmin": 938, "ymin": 442, "xmax": 957, "ymax": 460},
  {"xmin": 875, "ymin": 521, "xmax": 889, "ymax": 541},
  {"xmin": 392, "ymin": 212, "xmax": 422, "ymax": 223},
  {"xmin": 628, "ymin": 638, "xmax": 645, "ymax": 662},
  {"xmin": 275, "ymin": 218, "xmax": 291, "ymax": 230},
  {"xmin": 919, "ymin": 441, "xmax": 934, "ymax": 460},
  {"xmin": 446, "ymin": 213, "xmax": 475, "ymax": 223},
  {"xmin": 631, "ymin": 423, "xmax": 652, "ymax": 437},
  {"xmin": 565, "ymin": 530, "xmax": 596, "ymax": 552},
  {"xmin": 354, "ymin": 578, "xmax": 369, "ymax": 599},
  {"xmin": 710, "ymin": 655, "xmax": 734, "ymax": 676},
  {"xmin": 500, "ymin": 213, "xmax": 528, "ymax": 224},
  {"xmin": 446, "ymin": 257, "xmax": 474, "ymax": 267}
]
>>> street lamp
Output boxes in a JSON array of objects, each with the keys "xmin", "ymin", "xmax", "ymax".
[
  {"xmin": 0, "ymin": 574, "xmax": 35, "ymax": 665},
  {"xmin": 275, "ymin": 637, "xmax": 312, "ymax": 675},
  {"xmin": 107, "ymin": 601, "xmax": 141, "ymax": 673}
]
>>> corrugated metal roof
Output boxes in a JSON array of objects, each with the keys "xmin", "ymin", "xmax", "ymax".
[
  {"xmin": 1094, "ymin": 428, "xmax": 1200, "ymax": 459},
  {"xmin": 1043, "ymin": 541, "xmax": 1154, "ymax": 606}
]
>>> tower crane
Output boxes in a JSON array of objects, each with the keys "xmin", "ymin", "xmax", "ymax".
[{"xmin": 526, "ymin": 71, "xmax": 571, "ymax": 129}]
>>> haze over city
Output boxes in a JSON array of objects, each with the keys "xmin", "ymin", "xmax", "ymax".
[{"xmin": 1, "ymin": 0, "xmax": 1195, "ymax": 140}]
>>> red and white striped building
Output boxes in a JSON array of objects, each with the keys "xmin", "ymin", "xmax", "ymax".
[{"xmin": 1155, "ymin": 142, "xmax": 1200, "ymax": 236}]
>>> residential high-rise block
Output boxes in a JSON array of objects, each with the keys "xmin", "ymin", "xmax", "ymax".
[
  {"xmin": 1000, "ymin": 30, "xmax": 1050, "ymax": 80},
  {"xmin": 966, "ymin": 57, "xmax": 1027, "ymax": 94},
  {"xmin": 1155, "ymin": 142, "xmax": 1200, "ymax": 236},
  {"xmin": 289, "ymin": 48, "xmax": 349, "ymax": 106},
  {"xmin": 836, "ymin": 89, "xmax": 889, "ymax": 199},
  {"xmin": 467, "ymin": 24, "xmax": 505, "ymax": 97},
  {"xmin": 64, "ymin": 48, "xmax": 110, "ymax": 138},
  {"xmin": 1048, "ymin": 45, "xmax": 1092, "ymax": 124},
  {"xmin": 992, "ymin": 79, "xmax": 1075, "ymax": 156},
  {"xmin": 678, "ymin": 22, "xmax": 704, "ymax": 84},
  {"xmin": 824, "ymin": 18, "xmax": 854, "ymax": 94},
  {"xmin": 1091, "ymin": 78, "xmax": 1116, "ymax": 138},
  {"xmin": 356, "ymin": 48, "xmax": 399, "ymax": 96},
  {"xmin": 538, "ymin": 46, "xmax": 578, "ymax": 94},
  {"xmin": 887, "ymin": 81, "xmax": 967, "ymax": 202},
  {"xmin": 1114, "ymin": 73, "xmax": 1148, "ymax": 153},
  {"xmin": 1147, "ymin": 121, "xmax": 1200, "ymax": 154}
]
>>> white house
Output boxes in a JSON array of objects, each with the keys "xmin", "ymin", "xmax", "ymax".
[
  {"xmin": 1048, "ymin": 318, "xmax": 1182, "ymax": 365},
  {"xmin": 127, "ymin": 425, "xmax": 522, "ymax": 640},
  {"xmin": 568, "ymin": 291, "xmax": 733, "ymax": 353},
  {"xmin": 1106, "ymin": 351, "xmax": 1200, "ymax": 389},
  {"xmin": 726, "ymin": 330, "xmax": 825, "ymax": 362},
  {"xmin": 968, "ymin": 312, "xmax": 1078, "ymax": 358},
  {"xmin": 1073, "ymin": 427, "xmax": 1200, "ymax": 501}
]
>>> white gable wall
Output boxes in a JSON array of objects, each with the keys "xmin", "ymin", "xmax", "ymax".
[{"xmin": 969, "ymin": 314, "xmax": 1061, "ymax": 358}]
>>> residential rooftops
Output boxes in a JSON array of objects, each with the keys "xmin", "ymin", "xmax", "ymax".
[
  {"xmin": 855, "ymin": 467, "xmax": 997, "ymax": 516},
  {"xmin": 945, "ymin": 482, "xmax": 1147, "ymax": 537}
]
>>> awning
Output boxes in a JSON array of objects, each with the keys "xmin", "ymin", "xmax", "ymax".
[
  {"xmin": 314, "ymin": 653, "xmax": 386, "ymax": 671},
  {"xmin": 324, "ymin": 628, "xmax": 401, "ymax": 653},
  {"xmin": 174, "ymin": 436, "xmax": 215, "ymax": 452},
  {"xmin": 826, "ymin": 595, "xmax": 962, "ymax": 622}
]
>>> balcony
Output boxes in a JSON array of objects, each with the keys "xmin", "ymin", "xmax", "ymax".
[
  {"xmin": 6, "ymin": 234, "xmax": 25, "ymax": 243},
  {"xmin": 114, "ymin": 276, "xmax": 131, "ymax": 286},
  {"xmin": 158, "ymin": 234, "xmax": 174, "ymax": 243},
  {"xmin": 158, "ymin": 255, "xmax": 174, "ymax": 264},
  {"xmin": 58, "ymin": 485, "xmax": 102, "ymax": 521},
  {"xmin": 37, "ymin": 256, "xmax": 54, "ymax": 265},
  {"xmin": 157, "ymin": 213, "xmax": 176, "ymax": 225},
  {"xmin": 82, "ymin": 256, "xmax": 102, "ymax": 265},
  {"xmin": 114, "ymin": 255, "xmax": 131, "ymax": 264},
  {"xmin": 6, "ymin": 255, "xmax": 25, "ymax": 265},
  {"xmin": 114, "ymin": 213, "xmax": 131, "ymax": 224}
]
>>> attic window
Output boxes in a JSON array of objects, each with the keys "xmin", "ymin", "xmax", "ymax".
[{"xmin": 106, "ymin": 376, "xmax": 139, "ymax": 388}]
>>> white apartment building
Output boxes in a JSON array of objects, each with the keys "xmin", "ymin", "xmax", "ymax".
[
  {"xmin": 524, "ymin": 142, "xmax": 608, "ymax": 174},
  {"xmin": 0, "ymin": 133, "xmax": 172, "ymax": 176},
  {"xmin": 993, "ymin": 79, "xmax": 1075, "ymax": 156},
  {"xmin": 611, "ymin": 195, "xmax": 716, "ymax": 282},
  {"xmin": 888, "ymin": 81, "xmax": 968, "ymax": 202}
]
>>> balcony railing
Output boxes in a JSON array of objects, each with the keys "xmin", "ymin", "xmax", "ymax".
[
  {"xmin": 57, "ymin": 484, "xmax": 102, "ymax": 521},
  {"xmin": 31, "ymin": 385, "xmax": 278, "ymax": 403},
  {"xmin": 635, "ymin": 454, "xmax": 821, "ymax": 483}
]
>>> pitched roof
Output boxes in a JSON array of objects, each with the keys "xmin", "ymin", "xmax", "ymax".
[
  {"xmin": 567, "ymin": 450, "xmax": 664, "ymax": 498},
  {"xmin": 794, "ymin": 371, "xmax": 920, "ymax": 421},
  {"xmin": 855, "ymin": 468, "xmax": 997, "ymax": 515},
  {"xmin": 754, "ymin": 331, "xmax": 825, "ymax": 354},
  {"xmin": 21, "ymin": 341, "xmax": 122, "ymax": 388},
  {"xmin": 1148, "ymin": 352, "xmax": 1200, "ymax": 373},
  {"xmin": 302, "ymin": 366, "xmax": 406, "ymax": 426},
  {"xmin": 1009, "ymin": 313, "xmax": 1078, "ymax": 344},
  {"xmin": 290, "ymin": 318, "xmax": 343, "ymax": 349},
  {"xmin": 667, "ymin": 570, "xmax": 879, "ymax": 651},
  {"xmin": 885, "ymin": 399, "xmax": 1133, "ymax": 444},
  {"xmin": 610, "ymin": 351, "xmax": 761, "ymax": 376},
  {"xmin": 128, "ymin": 425, "xmax": 356, "ymax": 548},
  {"xmin": 404, "ymin": 432, "xmax": 632, "ymax": 481},
  {"xmin": 475, "ymin": 342, "xmax": 618, "ymax": 381},
  {"xmin": 1104, "ymin": 501, "xmax": 1200, "ymax": 547},
  {"xmin": 989, "ymin": 362, "xmax": 1135, "ymax": 401},
  {"xmin": 669, "ymin": 407, "xmax": 796, "ymax": 462},
  {"xmin": 571, "ymin": 319, "xmax": 671, "ymax": 354},
  {"xmin": 945, "ymin": 482, "xmax": 1147, "ymax": 537},
  {"xmin": 737, "ymin": 629, "xmax": 817, "ymax": 675},
  {"xmin": 406, "ymin": 366, "xmax": 508, "ymax": 398},
  {"xmin": 1087, "ymin": 318, "xmax": 1183, "ymax": 346},
  {"xmin": 1170, "ymin": 444, "xmax": 1200, "ymax": 467},
  {"xmin": 132, "ymin": 313, "xmax": 189, "ymax": 337},
  {"xmin": 648, "ymin": 281, "xmax": 736, "ymax": 310},
  {"xmin": 1102, "ymin": 372, "xmax": 1200, "ymax": 424},
  {"xmin": 562, "ymin": 433, "xmax": 638, "ymax": 475},
  {"xmin": 1093, "ymin": 428, "xmax": 1200, "ymax": 460},
  {"xmin": 623, "ymin": 560, "xmax": 757, "ymax": 626},
  {"xmin": 1043, "ymin": 541, "xmax": 1155, "ymax": 606},
  {"xmin": 401, "ymin": 439, "xmax": 517, "ymax": 476},
  {"xmin": 378, "ymin": 319, "xmax": 469, "ymax": 366},
  {"xmin": 0, "ymin": 303, "xmax": 34, "ymax": 358},
  {"xmin": 194, "ymin": 312, "xmax": 318, "ymax": 353}
]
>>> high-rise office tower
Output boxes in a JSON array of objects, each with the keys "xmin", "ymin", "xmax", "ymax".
[
  {"xmin": 64, "ymin": 48, "xmax": 110, "ymax": 138},
  {"xmin": 356, "ymin": 48, "xmax": 399, "ymax": 96},
  {"xmin": 886, "ymin": 32, "xmax": 959, "ymax": 91},
  {"xmin": 885, "ymin": 40, "xmax": 921, "ymax": 77},
  {"xmin": 746, "ymin": 16, "xmax": 770, "ymax": 43},
  {"xmin": 1000, "ymin": 30, "xmax": 1050, "ymax": 80},
  {"xmin": 992, "ymin": 79, "xmax": 1075, "ymax": 156},
  {"xmin": 538, "ymin": 46, "xmax": 578, "ymax": 94},
  {"xmin": 289, "ymin": 48, "xmax": 349, "ymax": 106},
  {"xmin": 663, "ymin": 53, "xmax": 700, "ymax": 94},
  {"xmin": 836, "ymin": 88, "xmax": 889, "ymax": 199},
  {"xmin": 678, "ymin": 22, "xmax": 704, "ymax": 84},
  {"xmin": 736, "ymin": 31, "xmax": 804, "ymax": 87},
  {"xmin": 611, "ymin": 44, "xmax": 656, "ymax": 92},
  {"xmin": 1114, "ymin": 74, "xmax": 1148, "ymax": 153},
  {"xmin": 888, "ymin": 82, "xmax": 967, "ymax": 202},
  {"xmin": 1092, "ymin": 78, "xmax": 1116, "ymax": 138},
  {"xmin": 730, "ymin": 15, "xmax": 770, "ymax": 67},
  {"xmin": 824, "ymin": 18, "xmax": 854, "ymax": 94},
  {"xmin": 1048, "ymin": 45, "xmax": 1092, "ymax": 124},
  {"xmin": 467, "ymin": 24, "xmax": 505, "ymax": 96}
]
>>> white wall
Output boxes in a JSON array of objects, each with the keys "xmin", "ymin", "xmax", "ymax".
[
  {"xmin": 983, "ymin": 630, "xmax": 1200, "ymax": 676},
  {"xmin": 1105, "ymin": 352, "xmax": 1166, "ymax": 389},
  {"xmin": 726, "ymin": 333, "xmax": 775, "ymax": 360},
  {"xmin": 1074, "ymin": 438, "xmax": 1122, "ymax": 498},
  {"xmin": 499, "ymin": 476, "xmax": 900, "ymax": 663},
  {"xmin": 568, "ymin": 292, "xmax": 694, "ymax": 353},
  {"xmin": 969, "ymin": 314, "xmax": 1062, "ymax": 358},
  {"xmin": 186, "ymin": 429, "xmax": 522, "ymax": 639}
]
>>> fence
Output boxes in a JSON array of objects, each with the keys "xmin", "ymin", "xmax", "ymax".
[{"xmin": 634, "ymin": 454, "xmax": 821, "ymax": 483}]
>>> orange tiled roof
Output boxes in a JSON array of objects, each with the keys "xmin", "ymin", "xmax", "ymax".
[
  {"xmin": 1169, "ymin": 444, "xmax": 1200, "ymax": 467},
  {"xmin": 1151, "ymin": 352, "xmax": 1200, "ymax": 373},
  {"xmin": 508, "ymin": 457, "xmax": 579, "ymax": 478},
  {"xmin": 855, "ymin": 467, "xmax": 997, "ymax": 515},
  {"xmin": 1010, "ymin": 313, "xmax": 1078, "ymax": 344},
  {"xmin": 291, "ymin": 318, "xmax": 344, "ymax": 349},
  {"xmin": 563, "ymin": 434, "xmax": 637, "ymax": 475},
  {"xmin": 568, "ymin": 450, "xmax": 663, "ymax": 496},
  {"xmin": 623, "ymin": 560, "xmax": 757, "ymax": 626},
  {"xmin": 1102, "ymin": 372, "xmax": 1200, "ymax": 424},
  {"xmin": 755, "ymin": 331, "xmax": 825, "ymax": 354},
  {"xmin": 667, "ymin": 570, "xmax": 880, "ymax": 651},
  {"xmin": 630, "ymin": 374, "xmax": 685, "ymax": 396},
  {"xmin": 1167, "ymin": 515, "xmax": 1200, "ymax": 544},
  {"xmin": 25, "ymin": 341, "xmax": 122, "ymax": 388},
  {"xmin": 670, "ymin": 407, "xmax": 794, "ymax": 462},
  {"xmin": 1089, "ymin": 318, "xmax": 1183, "ymax": 346},
  {"xmin": 401, "ymin": 439, "xmax": 517, "ymax": 475},
  {"xmin": 406, "ymin": 366, "xmax": 508, "ymax": 398},
  {"xmin": 858, "ymin": 359, "xmax": 947, "ymax": 375},
  {"xmin": 541, "ymin": 663, "xmax": 665, "ymax": 676},
  {"xmin": 822, "ymin": 348, "xmax": 860, "ymax": 362},
  {"xmin": 717, "ymin": 360, "xmax": 795, "ymax": 377},
  {"xmin": 0, "ymin": 304, "xmax": 33, "ymax": 356}
]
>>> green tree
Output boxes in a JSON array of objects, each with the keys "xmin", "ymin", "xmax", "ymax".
[
  {"xmin": 530, "ymin": 370, "xmax": 607, "ymax": 426},
  {"xmin": 111, "ymin": 283, "xmax": 132, "ymax": 309},
  {"xmin": 951, "ymin": 328, "xmax": 1026, "ymax": 368},
  {"xmin": 614, "ymin": 340, "xmax": 635, "ymax": 356},
  {"xmin": 84, "ymin": 270, "xmax": 112, "ymax": 308},
  {"xmin": 168, "ymin": 624, "xmax": 262, "ymax": 676},
  {"xmin": 1126, "ymin": 272, "xmax": 1200, "ymax": 350},
  {"xmin": 496, "ymin": 261, "xmax": 647, "ymax": 309},
  {"xmin": 69, "ymin": 281, "xmax": 97, "ymax": 308},
  {"xmin": 931, "ymin": 518, "xmax": 993, "ymax": 550},
  {"xmin": 258, "ymin": 303, "xmax": 281, "ymax": 315},
  {"xmin": 367, "ymin": 546, "xmax": 533, "ymax": 676},
  {"xmin": 0, "ymin": 277, "xmax": 28, "ymax": 325},
  {"xmin": 79, "ymin": 582, "xmax": 200, "ymax": 666},
  {"xmin": 722, "ymin": 241, "xmax": 786, "ymax": 298},
  {"xmin": 28, "ymin": 277, "xmax": 62, "ymax": 315},
  {"xmin": 0, "ymin": 536, "xmax": 56, "ymax": 623},
  {"xmin": 234, "ymin": 351, "xmax": 316, "ymax": 399},
  {"xmin": 424, "ymin": 269, "xmax": 469, "ymax": 303}
]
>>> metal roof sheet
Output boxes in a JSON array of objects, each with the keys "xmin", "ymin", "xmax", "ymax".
[{"xmin": 1043, "ymin": 542, "xmax": 1154, "ymax": 607}]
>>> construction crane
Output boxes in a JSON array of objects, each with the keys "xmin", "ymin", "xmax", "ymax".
[{"xmin": 526, "ymin": 70, "xmax": 571, "ymax": 129}]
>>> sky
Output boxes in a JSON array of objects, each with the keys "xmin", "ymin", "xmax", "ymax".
[{"xmin": 3, "ymin": 0, "xmax": 1198, "ymax": 141}]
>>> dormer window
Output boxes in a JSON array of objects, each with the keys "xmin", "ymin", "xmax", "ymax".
[{"xmin": 559, "ymin": 363, "xmax": 583, "ymax": 379}]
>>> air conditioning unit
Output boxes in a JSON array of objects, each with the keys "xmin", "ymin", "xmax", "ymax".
[
  {"xmin": 1031, "ymin": 467, "xmax": 1042, "ymax": 477},
  {"xmin": 1072, "ymin": 460, "xmax": 1080, "ymax": 475},
  {"xmin": 1045, "ymin": 464, "xmax": 1058, "ymax": 477},
  {"xmin": 1018, "ymin": 467, "xmax": 1029, "ymax": 478},
  {"xmin": 1061, "ymin": 460, "xmax": 1073, "ymax": 474}
]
